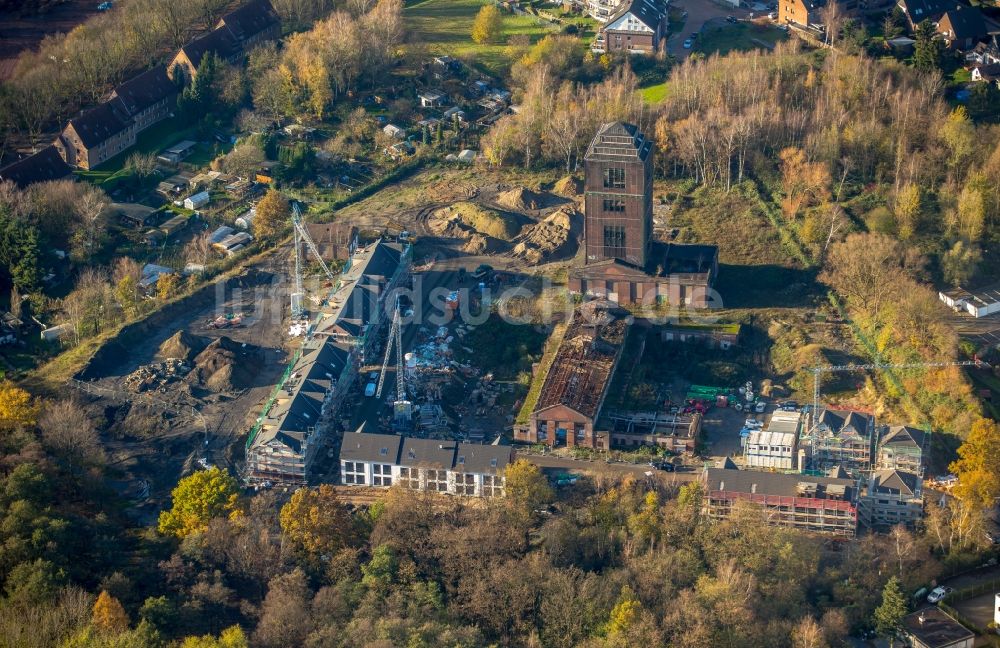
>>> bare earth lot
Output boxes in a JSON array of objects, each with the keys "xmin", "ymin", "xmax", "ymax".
[{"xmin": 72, "ymin": 253, "xmax": 293, "ymax": 521}]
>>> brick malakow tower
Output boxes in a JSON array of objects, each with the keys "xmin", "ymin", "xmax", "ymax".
[{"xmin": 570, "ymin": 121, "xmax": 719, "ymax": 308}]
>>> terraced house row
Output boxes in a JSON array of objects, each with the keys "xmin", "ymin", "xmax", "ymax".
[
  {"xmin": 245, "ymin": 240, "xmax": 410, "ymax": 485},
  {"xmin": 52, "ymin": 0, "xmax": 280, "ymax": 170}
]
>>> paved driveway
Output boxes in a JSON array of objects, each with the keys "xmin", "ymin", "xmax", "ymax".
[{"xmin": 666, "ymin": 0, "xmax": 750, "ymax": 58}]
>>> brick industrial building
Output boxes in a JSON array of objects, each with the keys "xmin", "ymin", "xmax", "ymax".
[
  {"xmin": 569, "ymin": 122, "xmax": 718, "ymax": 307},
  {"xmin": 514, "ymin": 299, "xmax": 631, "ymax": 449}
]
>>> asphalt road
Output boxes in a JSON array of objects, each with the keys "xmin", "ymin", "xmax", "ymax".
[
  {"xmin": 667, "ymin": 0, "xmax": 750, "ymax": 58},
  {"xmin": 524, "ymin": 453, "xmax": 702, "ymax": 482}
]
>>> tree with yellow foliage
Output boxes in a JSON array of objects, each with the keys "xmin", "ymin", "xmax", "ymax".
[
  {"xmin": 279, "ymin": 484, "xmax": 355, "ymax": 567},
  {"xmin": 253, "ymin": 189, "xmax": 290, "ymax": 243},
  {"xmin": 950, "ymin": 418, "xmax": 1000, "ymax": 508},
  {"xmin": 92, "ymin": 590, "xmax": 129, "ymax": 634},
  {"xmin": 471, "ymin": 4, "xmax": 503, "ymax": 44},
  {"xmin": 503, "ymin": 459, "xmax": 553, "ymax": 515},
  {"xmin": 158, "ymin": 467, "xmax": 241, "ymax": 539},
  {"xmin": 0, "ymin": 382, "xmax": 38, "ymax": 431},
  {"xmin": 180, "ymin": 626, "xmax": 248, "ymax": 648}
]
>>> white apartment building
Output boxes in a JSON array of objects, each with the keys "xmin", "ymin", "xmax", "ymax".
[{"xmin": 339, "ymin": 432, "xmax": 510, "ymax": 498}]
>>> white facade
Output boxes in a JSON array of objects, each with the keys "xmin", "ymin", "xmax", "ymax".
[
  {"xmin": 339, "ymin": 460, "xmax": 505, "ymax": 497},
  {"xmin": 939, "ymin": 284, "xmax": 1000, "ymax": 318},
  {"xmin": 744, "ymin": 410, "xmax": 801, "ymax": 470},
  {"xmin": 184, "ymin": 190, "xmax": 210, "ymax": 210}
]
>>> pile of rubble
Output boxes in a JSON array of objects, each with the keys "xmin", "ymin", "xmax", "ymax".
[
  {"xmin": 124, "ymin": 359, "xmax": 191, "ymax": 392},
  {"xmin": 510, "ymin": 206, "xmax": 576, "ymax": 264}
]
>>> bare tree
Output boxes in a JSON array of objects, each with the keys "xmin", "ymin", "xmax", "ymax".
[{"xmin": 38, "ymin": 398, "xmax": 105, "ymax": 475}]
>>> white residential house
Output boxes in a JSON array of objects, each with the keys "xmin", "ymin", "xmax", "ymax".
[
  {"xmin": 860, "ymin": 469, "xmax": 924, "ymax": 529},
  {"xmin": 418, "ymin": 90, "xmax": 446, "ymax": 107},
  {"xmin": 339, "ymin": 432, "xmax": 510, "ymax": 497}
]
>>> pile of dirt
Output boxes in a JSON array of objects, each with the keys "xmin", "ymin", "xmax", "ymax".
[
  {"xmin": 510, "ymin": 206, "xmax": 577, "ymax": 264},
  {"xmin": 428, "ymin": 202, "xmax": 521, "ymax": 242},
  {"xmin": 463, "ymin": 233, "xmax": 488, "ymax": 254},
  {"xmin": 188, "ymin": 336, "xmax": 263, "ymax": 392},
  {"xmin": 497, "ymin": 187, "xmax": 545, "ymax": 211},
  {"xmin": 553, "ymin": 176, "xmax": 582, "ymax": 197},
  {"xmin": 157, "ymin": 330, "xmax": 207, "ymax": 363}
]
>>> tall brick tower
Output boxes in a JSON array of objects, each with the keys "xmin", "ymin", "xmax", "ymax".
[{"xmin": 583, "ymin": 122, "xmax": 653, "ymax": 268}]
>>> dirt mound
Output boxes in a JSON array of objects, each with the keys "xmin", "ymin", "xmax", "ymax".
[
  {"xmin": 463, "ymin": 233, "xmax": 488, "ymax": 254},
  {"xmin": 429, "ymin": 202, "xmax": 521, "ymax": 242},
  {"xmin": 510, "ymin": 206, "xmax": 577, "ymax": 264},
  {"xmin": 553, "ymin": 176, "xmax": 582, "ymax": 197},
  {"xmin": 497, "ymin": 187, "xmax": 545, "ymax": 211},
  {"xmin": 157, "ymin": 330, "xmax": 207, "ymax": 362},
  {"xmin": 189, "ymin": 336, "xmax": 263, "ymax": 392}
]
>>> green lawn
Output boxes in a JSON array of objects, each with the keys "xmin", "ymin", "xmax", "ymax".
[
  {"xmin": 405, "ymin": 0, "xmax": 558, "ymax": 78},
  {"xmin": 640, "ymin": 81, "xmax": 669, "ymax": 103},
  {"xmin": 695, "ymin": 22, "xmax": 787, "ymax": 56},
  {"xmin": 91, "ymin": 115, "xmax": 198, "ymax": 173}
]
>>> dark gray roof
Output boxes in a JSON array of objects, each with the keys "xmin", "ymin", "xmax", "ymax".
[
  {"xmin": 881, "ymin": 425, "xmax": 924, "ymax": 449},
  {"xmin": 705, "ymin": 467, "xmax": 858, "ymax": 501},
  {"xmin": 0, "ymin": 146, "xmax": 72, "ymax": 188},
  {"xmin": 340, "ymin": 432, "xmax": 403, "ymax": 464},
  {"xmin": 871, "ymin": 469, "xmax": 921, "ymax": 497},
  {"xmin": 659, "ymin": 242, "xmax": 718, "ymax": 275},
  {"xmin": 939, "ymin": 6, "xmax": 987, "ymax": 41},
  {"xmin": 898, "ymin": 0, "xmax": 954, "ymax": 21},
  {"xmin": 399, "ymin": 437, "xmax": 457, "ymax": 470},
  {"xmin": 179, "ymin": 27, "xmax": 241, "ymax": 69},
  {"xmin": 455, "ymin": 443, "xmax": 512, "ymax": 475},
  {"xmin": 218, "ymin": 0, "xmax": 280, "ymax": 41},
  {"xmin": 110, "ymin": 65, "xmax": 177, "ymax": 117},
  {"xmin": 65, "ymin": 103, "xmax": 130, "ymax": 148},
  {"xmin": 605, "ymin": 0, "xmax": 666, "ymax": 33},
  {"xmin": 818, "ymin": 408, "xmax": 871, "ymax": 438},
  {"xmin": 902, "ymin": 608, "xmax": 973, "ymax": 648},
  {"xmin": 585, "ymin": 122, "xmax": 652, "ymax": 162}
]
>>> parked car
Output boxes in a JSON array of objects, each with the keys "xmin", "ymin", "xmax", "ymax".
[
  {"xmin": 767, "ymin": 11, "xmax": 777, "ymax": 19},
  {"xmin": 777, "ymin": 24, "xmax": 790, "ymax": 32},
  {"xmin": 927, "ymin": 586, "xmax": 952, "ymax": 603},
  {"xmin": 369, "ymin": 371, "xmax": 379, "ymax": 380},
  {"xmin": 781, "ymin": 400, "xmax": 799, "ymax": 411},
  {"xmin": 650, "ymin": 461, "xmax": 676, "ymax": 472},
  {"xmin": 726, "ymin": 15, "xmax": 738, "ymax": 22},
  {"xmin": 364, "ymin": 382, "xmax": 377, "ymax": 397},
  {"xmin": 754, "ymin": 400, "xmax": 767, "ymax": 413},
  {"xmin": 683, "ymin": 38, "xmax": 693, "ymax": 49}
]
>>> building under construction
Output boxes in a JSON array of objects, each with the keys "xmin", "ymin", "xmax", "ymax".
[
  {"xmin": 703, "ymin": 463, "xmax": 860, "ymax": 537},
  {"xmin": 245, "ymin": 240, "xmax": 410, "ymax": 484},
  {"xmin": 515, "ymin": 299, "xmax": 631, "ymax": 449},
  {"xmin": 800, "ymin": 408, "xmax": 875, "ymax": 476}
]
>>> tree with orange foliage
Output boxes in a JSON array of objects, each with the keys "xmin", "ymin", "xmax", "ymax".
[{"xmin": 92, "ymin": 590, "xmax": 129, "ymax": 634}]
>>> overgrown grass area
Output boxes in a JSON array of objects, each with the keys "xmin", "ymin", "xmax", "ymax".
[
  {"xmin": 454, "ymin": 314, "xmax": 548, "ymax": 380},
  {"xmin": 91, "ymin": 115, "xmax": 198, "ymax": 174},
  {"xmin": 695, "ymin": 22, "xmax": 787, "ymax": 56},
  {"xmin": 640, "ymin": 81, "xmax": 669, "ymax": 104},
  {"xmin": 405, "ymin": 0, "xmax": 558, "ymax": 78}
]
